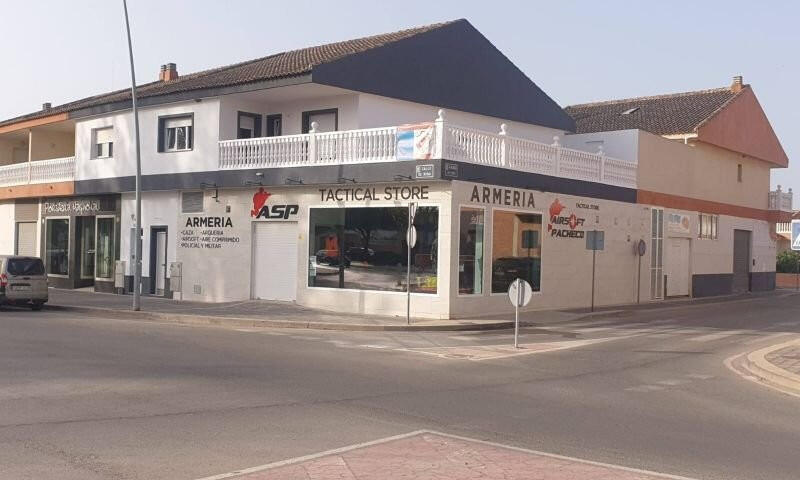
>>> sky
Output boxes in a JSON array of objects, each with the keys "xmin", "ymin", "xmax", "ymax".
[{"xmin": 2, "ymin": 0, "xmax": 798, "ymax": 197}]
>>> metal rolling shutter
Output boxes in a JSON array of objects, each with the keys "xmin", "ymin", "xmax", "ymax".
[
  {"xmin": 15, "ymin": 222, "xmax": 36, "ymax": 257},
  {"xmin": 252, "ymin": 223, "xmax": 298, "ymax": 301}
]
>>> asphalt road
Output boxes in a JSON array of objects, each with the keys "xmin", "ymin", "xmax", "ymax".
[{"xmin": 1, "ymin": 293, "xmax": 800, "ymax": 479}]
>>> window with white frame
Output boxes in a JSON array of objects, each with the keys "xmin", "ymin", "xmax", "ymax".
[
  {"xmin": 93, "ymin": 127, "xmax": 114, "ymax": 158},
  {"xmin": 159, "ymin": 115, "xmax": 193, "ymax": 152},
  {"xmin": 698, "ymin": 213, "xmax": 718, "ymax": 240}
]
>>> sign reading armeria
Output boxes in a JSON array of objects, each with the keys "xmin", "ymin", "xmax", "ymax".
[
  {"xmin": 185, "ymin": 217, "xmax": 234, "ymax": 228},
  {"xmin": 470, "ymin": 185, "xmax": 536, "ymax": 208},
  {"xmin": 319, "ymin": 185, "xmax": 429, "ymax": 202}
]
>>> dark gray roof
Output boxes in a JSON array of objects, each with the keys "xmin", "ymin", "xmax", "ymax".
[
  {"xmin": 564, "ymin": 86, "xmax": 742, "ymax": 135},
  {"xmin": 0, "ymin": 21, "xmax": 452, "ymax": 128}
]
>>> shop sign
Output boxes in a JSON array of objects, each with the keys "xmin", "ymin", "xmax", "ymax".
[
  {"xmin": 318, "ymin": 185, "xmax": 430, "ymax": 202},
  {"xmin": 547, "ymin": 198, "xmax": 586, "ymax": 239},
  {"xmin": 251, "ymin": 188, "xmax": 299, "ymax": 220},
  {"xmin": 469, "ymin": 185, "xmax": 536, "ymax": 208},
  {"xmin": 180, "ymin": 217, "xmax": 239, "ymax": 250},
  {"xmin": 397, "ymin": 123, "xmax": 435, "ymax": 160},
  {"xmin": 43, "ymin": 198, "xmax": 103, "ymax": 215},
  {"xmin": 667, "ymin": 213, "xmax": 691, "ymax": 236}
]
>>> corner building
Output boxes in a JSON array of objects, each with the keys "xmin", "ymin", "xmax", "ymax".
[{"xmin": 0, "ymin": 20, "xmax": 791, "ymax": 319}]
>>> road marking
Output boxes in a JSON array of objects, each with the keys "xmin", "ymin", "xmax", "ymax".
[
  {"xmin": 743, "ymin": 332, "xmax": 793, "ymax": 345},
  {"xmin": 685, "ymin": 373, "xmax": 715, "ymax": 380},
  {"xmin": 656, "ymin": 379, "xmax": 692, "ymax": 386},
  {"xmin": 195, "ymin": 429, "xmax": 700, "ymax": 480},
  {"xmin": 688, "ymin": 330, "xmax": 748, "ymax": 342},
  {"xmin": 626, "ymin": 385, "xmax": 666, "ymax": 392},
  {"xmin": 401, "ymin": 336, "xmax": 625, "ymax": 361}
]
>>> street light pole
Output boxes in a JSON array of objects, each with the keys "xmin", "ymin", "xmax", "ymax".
[{"xmin": 122, "ymin": 0, "xmax": 143, "ymax": 311}]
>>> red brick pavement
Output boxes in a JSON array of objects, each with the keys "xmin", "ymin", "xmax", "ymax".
[{"xmin": 207, "ymin": 431, "xmax": 693, "ymax": 480}]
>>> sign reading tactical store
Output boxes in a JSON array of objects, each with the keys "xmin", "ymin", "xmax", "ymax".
[{"xmin": 318, "ymin": 185, "xmax": 430, "ymax": 202}]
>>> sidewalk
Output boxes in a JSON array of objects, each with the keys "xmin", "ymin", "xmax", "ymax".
[
  {"xmin": 730, "ymin": 337, "xmax": 800, "ymax": 398},
  {"xmin": 43, "ymin": 288, "xmax": 585, "ymax": 332},
  {"xmin": 40, "ymin": 288, "xmax": 789, "ymax": 333}
]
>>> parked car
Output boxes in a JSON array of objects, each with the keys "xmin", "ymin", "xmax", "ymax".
[
  {"xmin": 0, "ymin": 256, "xmax": 48, "ymax": 310},
  {"xmin": 315, "ymin": 249, "xmax": 351, "ymax": 267},
  {"xmin": 345, "ymin": 246, "xmax": 375, "ymax": 262},
  {"xmin": 491, "ymin": 256, "xmax": 541, "ymax": 293}
]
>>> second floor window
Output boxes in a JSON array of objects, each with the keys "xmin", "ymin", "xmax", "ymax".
[
  {"xmin": 159, "ymin": 115, "xmax": 193, "ymax": 152},
  {"xmin": 699, "ymin": 213, "xmax": 718, "ymax": 240},
  {"xmin": 94, "ymin": 127, "xmax": 114, "ymax": 159},
  {"xmin": 237, "ymin": 112, "xmax": 261, "ymax": 139}
]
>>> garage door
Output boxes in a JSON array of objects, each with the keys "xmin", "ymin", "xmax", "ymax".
[
  {"xmin": 15, "ymin": 222, "xmax": 36, "ymax": 257},
  {"xmin": 732, "ymin": 230, "xmax": 751, "ymax": 293},
  {"xmin": 252, "ymin": 223, "xmax": 298, "ymax": 301},
  {"xmin": 665, "ymin": 237, "xmax": 690, "ymax": 297}
]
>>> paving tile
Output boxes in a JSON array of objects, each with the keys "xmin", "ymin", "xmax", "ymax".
[{"xmin": 225, "ymin": 432, "xmax": 688, "ymax": 480}]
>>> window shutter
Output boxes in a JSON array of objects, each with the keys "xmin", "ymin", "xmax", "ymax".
[
  {"xmin": 239, "ymin": 115, "xmax": 255, "ymax": 130},
  {"xmin": 95, "ymin": 127, "xmax": 114, "ymax": 144},
  {"xmin": 157, "ymin": 118, "xmax": 165, "ymax": 152},
  {"xmin": 165, "ymin": 117, "xmax": 193, "ymax": 128},
  {"xmin": 181, "ymin": 191, "xmax": 204, "ymax": 213}
]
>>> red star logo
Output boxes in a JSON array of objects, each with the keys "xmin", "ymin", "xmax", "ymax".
[{"xmin": 251, "ymin": 187, "xmax": 272, "ymax": 217}]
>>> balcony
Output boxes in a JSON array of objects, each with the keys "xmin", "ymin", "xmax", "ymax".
[
  {"xmin": 0, "ymin": 157, "xmax": 75, "ymax": 188},
  {"xmin": 769, "ymin": 185, "xmax": 793, "ymax": 212},
  {"xmin": 218, "ymin": 111, "xmax": 638, "ymax": 189}
]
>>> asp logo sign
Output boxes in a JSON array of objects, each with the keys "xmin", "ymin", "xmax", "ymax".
[{"xmin": 250, "ymin": 187, "xmax": 299, "ymax": 220}]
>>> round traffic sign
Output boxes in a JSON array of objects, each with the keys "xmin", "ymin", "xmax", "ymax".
[
  {"xmin": 507, "ymin": 278, "xmax": 533, "ymax": 307},
  {"xmin": 406, "ymin": 226, "xmax": 417, "ymax": 249},
  {"xmin": 636, "ymin": 239, "xmax": 647, "ymax": 257}
]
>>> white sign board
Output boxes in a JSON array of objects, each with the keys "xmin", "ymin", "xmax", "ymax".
[
  {"xmin": 792, "ymin": 220, "xmax": 800, "ymax": 251},
  {"xmin": 507, "ymin": 278, "xmax": 533, "ymax": 307}
]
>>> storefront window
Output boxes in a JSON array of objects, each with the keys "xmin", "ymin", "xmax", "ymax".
[
  {"xmin": 308, "ymin": 206, "xmax": 438, "ymax": 293},
  {"xmin": 491, "ymin": 210, "xmax": 542, "ymax": 293},
  {"xmin": 46, "ymin": 218, "xmax": 69, "ymax": 275},
  {"xmin": 96, "ymin": 218, "xmax": 115, "ymax": 279},
  {"xmin": 459, "ymin": 208, "xmax": 484, "ymax": 294}
]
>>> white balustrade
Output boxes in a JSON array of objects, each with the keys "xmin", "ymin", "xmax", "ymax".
[
  {"xmin": 0, "ymin": 156, "xmax": 75, "ymax": 187},
  {"xmin": 217, "ymin": 114, "xmax": 637, "ymax": 189}
]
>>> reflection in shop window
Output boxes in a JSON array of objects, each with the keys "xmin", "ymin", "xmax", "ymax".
[
  {"xmin": 46, "ymin": 218, "xmax": 69, "ymax": 276},
  {"xmin": 96, "ymin": 218, "xmax": 115, "ymax": 279},
  {"xmin": 308, "ymin": 206, "xmax": 438, "ymax": 294},
  {"xmin": 491, "ymin": 210, "xmax": 542, "ymax": 294},
  {"xmin": 459, "ymin": 208, "xmax": 484, "ymax": 294}
]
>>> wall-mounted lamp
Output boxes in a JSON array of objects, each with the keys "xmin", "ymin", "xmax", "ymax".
[
  {"xmin": 338, "ymin": 177, "xmax": 356, "ymax": 184},
  {"xmin": 285, "ymin": 177, "xmax": 303, "ymax": 185},
  {"xmin": 394, "ymin": 174, "xmax": 413, "ymax": 181},
  {"xmin": 244, "ymin": 172, "xmax": 264, "ymax": 187},
  {"xmin": 200, "ymin": 182, "xmax": 219, "ymax": 202}
]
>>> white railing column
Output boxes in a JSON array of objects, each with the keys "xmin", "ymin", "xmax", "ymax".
[
  {"xmin": 434, "ymin": 109, "xmax": 445, "ymax": 159},
  {"xmin": 552, "ymin": 135, "xmax": 561, "ymax": 176},
  {"xmin": 597, "ymin": 144, "xmax": 605, "ymax": 183},
  {"xmin": 308, "ymin": 121, "xmax": 318, "ymax": 164},
  {"xmin": 499, "ymin": 123, "xmax": 507, "ymax": 166}
]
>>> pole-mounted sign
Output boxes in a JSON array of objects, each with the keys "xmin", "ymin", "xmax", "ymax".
[{"xmin": 508, "ymin": 278, "xmax": 533, "ymax": 348}]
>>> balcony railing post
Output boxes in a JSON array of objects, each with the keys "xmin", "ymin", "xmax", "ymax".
[
  {"xmin": 499, "ymin": 123, "xmax": 507, "ymax": 167},
  {"xmin": 434, "ymin": 109, "xmax": 445, "ymax": 160},
  {"xmin": 552, "ymin": 136, "xmax": 561, "ymax": 176},
  {"xmin": 597, "ymin": 144, "xmax": 606, "ymax": 182},
  {"xmin": 308, "ymin": 122, "xmax": 318, "ymax": 164}
]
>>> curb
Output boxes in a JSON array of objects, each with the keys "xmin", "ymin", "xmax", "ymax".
[
  {"xmin": 726, "ymin": 337, "xmax": 800, "ymax": 399},
  {"xmin": 742, "ymin": 339, "xmax": 800, "ymax": 396},
  {"xmin": 45, "ymin": 304, "xmax": 520, "ymax": 332}
]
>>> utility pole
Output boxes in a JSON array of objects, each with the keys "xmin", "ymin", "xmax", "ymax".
[{"xmin": 122, "ymin": 0, "xmax": 143, "ymax": 311}]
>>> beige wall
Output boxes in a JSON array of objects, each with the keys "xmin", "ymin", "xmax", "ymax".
[
  {"xmin": 0, "ymin": 137, "xmax": 28, "ymax": 165},
  {"xmin": 30, "ymin": 129, "xmax": 74, "ymax": 161},
  {"xmin": 637, "ymin": 131, "xmax": 771, "ymax": 211}
]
